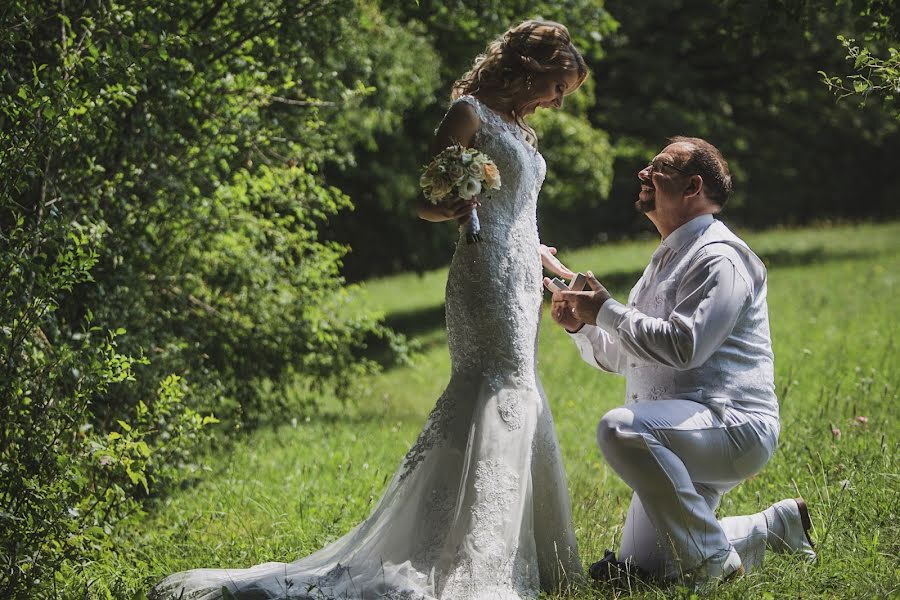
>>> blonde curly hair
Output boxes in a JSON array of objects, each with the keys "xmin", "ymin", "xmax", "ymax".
[{"xmin": 452, "ymin": 19, "xmax": 588, "ymax": 145}]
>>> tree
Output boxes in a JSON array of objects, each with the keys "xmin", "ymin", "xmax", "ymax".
[
  {"xmin": 820, "ymin": 0, "xmax": 898, "ymax": 115},
  {"xmin": 591, "ymin": 0, "xmax": 900, "ymax": 236}
]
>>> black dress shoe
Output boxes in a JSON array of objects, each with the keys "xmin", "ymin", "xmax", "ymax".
[{"xmin": 588, "ymin": 550, "xmax": 651, "ymax": 588}]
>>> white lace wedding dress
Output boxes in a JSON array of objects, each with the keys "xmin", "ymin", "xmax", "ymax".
[{"xmin": 150, "ymin": 95, "xmax": 582, "ymax": 600}]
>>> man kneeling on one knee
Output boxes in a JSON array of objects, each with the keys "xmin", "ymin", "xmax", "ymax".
[{"xmin": 545, "ymin": 137, "xmax": 816, "ymax": 585}]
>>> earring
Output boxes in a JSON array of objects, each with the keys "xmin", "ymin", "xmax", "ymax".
[{"xmin": 526, "ymin": 75, "xmax": 533, "ymax": 90}]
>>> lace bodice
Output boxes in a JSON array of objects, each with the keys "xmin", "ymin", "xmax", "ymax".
[{"xmin": 444, "ymin": 95, "xmax": 546, "ymax": 388}]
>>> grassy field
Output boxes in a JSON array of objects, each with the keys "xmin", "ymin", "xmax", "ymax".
[{"xmin": 75, "ymin": 222, "xmax": 899, "ymax": 599}]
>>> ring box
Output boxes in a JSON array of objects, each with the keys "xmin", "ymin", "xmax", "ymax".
[
  {"xmin": 569, "ymin": 272, "xmax": 587, "ymax": 291},
  {"xmin": 547, "ymin": 277, "xmax": 569, "ymax": 292}
]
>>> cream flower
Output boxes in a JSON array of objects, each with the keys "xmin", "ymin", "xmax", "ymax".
[
  {"xmin": 458, "ymin": 177, "xmax": 482, "ymax": 200},
  {"xmin": 483, "ymin": 163, "xmax": 501, "ymax": 189},
  {"xmin": 466, "ymin": 160, "xmax": 484, "ymax": 178},
  {"xmin": 419, "ymin": 163, "xmax": 439, "ymax": 189},
  {"xmin": 429, "ymin": 173, "xmax": 453, "ymax": 200}
]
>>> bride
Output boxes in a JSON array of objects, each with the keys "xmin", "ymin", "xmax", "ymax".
[{"xmin": 151, "ymin": 19, "xmax": 588, "ymax": 600}]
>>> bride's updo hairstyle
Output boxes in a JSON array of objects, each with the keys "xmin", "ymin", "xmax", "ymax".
[{"xmin": 452, "ymin": 19, "xmax": 588, "ymax": 144}]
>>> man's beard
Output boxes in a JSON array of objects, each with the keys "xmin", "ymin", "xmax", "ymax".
[{"xmin": 635, "ymin": 195, "xmax": 655, "ymax": 213}]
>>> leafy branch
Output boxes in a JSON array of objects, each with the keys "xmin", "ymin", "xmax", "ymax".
[{"xmin": 820, "ymin": 35, "xmax": 899, "ymax": 113}]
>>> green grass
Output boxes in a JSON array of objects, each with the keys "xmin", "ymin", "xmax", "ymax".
[{"xmin": 74, "ymin": 222, "xmax": 899, "ymax": 599}]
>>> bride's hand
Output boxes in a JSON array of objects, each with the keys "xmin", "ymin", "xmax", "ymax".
[
  {"xmin": 539, "ymin": 244, "xmax": 575, "ymax": 279},
  {"xmin": 417, "ymin": 198, "xmax": 477, "ymax": 223}
]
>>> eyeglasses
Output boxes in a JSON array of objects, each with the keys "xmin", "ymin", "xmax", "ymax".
[{"xmin": 646, "ymin": 160, "xmax": 692, "ymax": 177}]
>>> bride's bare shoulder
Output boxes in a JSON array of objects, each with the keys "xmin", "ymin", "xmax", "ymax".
[{"xmin": 434, "ymin": 100, "xmax": 481, "ymax": 152}]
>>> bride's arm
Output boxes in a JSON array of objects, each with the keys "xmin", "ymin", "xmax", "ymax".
[{"xmin": 416, "ymin": 102, "xmax": 481, "ymax": 222}]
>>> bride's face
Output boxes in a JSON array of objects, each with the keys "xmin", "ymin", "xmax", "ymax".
[{"xmin": 516, "ymin": 69, "xmax": 581, "ymax": 116}]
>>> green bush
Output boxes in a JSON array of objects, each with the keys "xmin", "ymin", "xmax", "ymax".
[
  {"xmin": 1, "ymin": 0, "xmax": 405, "ymax": 420},
  {"xmin": 532, "ymin": 106, "xmax": 614, "ymax": 245},
  {"xmin": 0, "ymin": 1, "xmax": 408, "ymax": 595},
  {"xmin": 0, "ymin": 209, "xmax": 211, "ymax": 596}
]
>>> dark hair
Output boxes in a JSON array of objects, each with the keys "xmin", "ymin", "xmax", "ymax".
[{"xmin": 669, "ymin": 136, "xmax": 733, "ymax": 207}]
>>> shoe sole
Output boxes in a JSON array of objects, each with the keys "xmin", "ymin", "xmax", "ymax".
[
  {"xmin": 724, "ymin": 565, "xmax": 745, "ymax": 582},
  {"xmin": 795, "ymin": 497, "xmax": 815, "ymax": 548}
]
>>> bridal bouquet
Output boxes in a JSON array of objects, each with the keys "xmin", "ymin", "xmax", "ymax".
[{"xmin": 420, "ymin": 144, "xmax": 501, "ymax": 243}]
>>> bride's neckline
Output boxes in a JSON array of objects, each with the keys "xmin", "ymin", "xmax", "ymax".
[
  {"xmin": 469, "ymin": 94, "xmax": 518, "ymax": 125},
  {"xmin": 463, "ymin": 94, "xmax": 538, "ymax": 151}
]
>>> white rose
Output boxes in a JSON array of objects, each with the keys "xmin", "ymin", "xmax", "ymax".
[{"xmin": 458, "ymin": 177, "xmax": 482, "ymax": 200}]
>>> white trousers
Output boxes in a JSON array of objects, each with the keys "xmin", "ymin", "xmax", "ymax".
[{"xmin": 596, "ymin": 399, "xmax": 780, "ymax": 579}]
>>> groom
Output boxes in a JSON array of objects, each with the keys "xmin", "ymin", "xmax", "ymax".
[{"xmin": 546, "ymin": 137, "xmax": 816, "ymax": 584}]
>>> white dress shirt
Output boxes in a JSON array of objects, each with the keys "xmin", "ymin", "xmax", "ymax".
[{"xmin": 570, "ymin": 215, "xmax": 778, "ymax": 418}]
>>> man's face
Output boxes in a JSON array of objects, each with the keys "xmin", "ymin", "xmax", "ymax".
[{"xmin": 635, "ymin": 143, "xmax": 693, "ymax": 214}]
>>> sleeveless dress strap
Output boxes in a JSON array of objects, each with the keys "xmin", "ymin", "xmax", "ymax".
[{"xmin": 452, "ymin": 94, "xmax": 516, "ymax": 137}]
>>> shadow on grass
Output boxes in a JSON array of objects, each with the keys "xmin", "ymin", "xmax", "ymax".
[
  {"xmin": 757, "ymin": 246, "xmax": 877, "ymax": 269},
  {"xmin": 375, "ymin": 245, "xmax": 878, "ymax": 344},
  {"xmin": 383, "ymin": 305, "xmax": 446, "ymax": 339},
  {"xmin": 378, "ymin": 269, "xmax": 645, "ymax": 341}
]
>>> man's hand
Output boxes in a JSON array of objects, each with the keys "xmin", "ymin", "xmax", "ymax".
[
  {"xmin": 545, "ymin": 277, "xmax": 584, "ymax": 332},
  {"xmin": 540, "ymin": 244, "xmax": 576, "ymax": 279},
  {"xmin": 552, "ymin": 271, "xmax": 612, "ymax": 330}
]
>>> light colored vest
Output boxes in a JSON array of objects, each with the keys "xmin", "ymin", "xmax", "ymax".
[{"xmin": 624, "ymin": 220, "xmax": 778, "ymax": 419}]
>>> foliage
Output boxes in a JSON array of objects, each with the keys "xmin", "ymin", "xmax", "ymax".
[
  {"xmin": 821, "ymin": 37, "xmax": 899, "ymax": 109},
  {"xmin": 819, "ymin": 0, "xmax": 898, "ymax": 114},
  {"xmin": 589, "ymin": 0, "xmax": 900, "ymax": 239},
  {"xmin": 384, "ymin": 0, "xmax": 618, "ymax": 71},
  {"xmin": 1, "ymin": 0, "xmax": 409, "ymax": 595},
  {"xmin": 319, "ymin": 6, "xmax": 445, "ymax": 277},
  {"xmin": 0, "ymin": 0, "xmax": 409, "ymax": 427},
  {"xmin": 532, "ymin": 101, "xmax": 614, "ymax": 244},
  {"xmin": 0, "ymin": 209, "xmax": 212, "ymax": 597}
]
